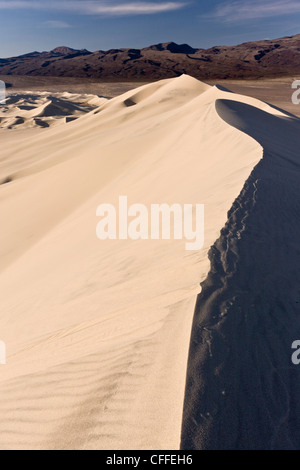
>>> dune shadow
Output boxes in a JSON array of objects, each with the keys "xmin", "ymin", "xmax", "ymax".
[
  {"xmin": 181, "ymin": 99, "xmax": 300, "ymax": 449},
  {"xmin": 0, "ymin": 176, "xmax": 13, "ymax": 185},
  {"xmin": 124, "ymin": 98, "xmax": 137, "ymax": 107},
  {"xmin": 216, "ymin": 99, "xmax": 300, "ymax": 165}
]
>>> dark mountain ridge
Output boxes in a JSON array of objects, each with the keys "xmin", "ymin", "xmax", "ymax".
[{"xmin": 1, "ymin": 35, "xmax": 300, "ymax": 80}]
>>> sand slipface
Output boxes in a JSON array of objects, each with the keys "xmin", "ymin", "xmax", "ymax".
[
  {"xmin": 182, "ymin": 95, "xmax": 300, "ymax": 450},
  {"xmin": 0, "ymin": 75, "xmax": 273, "ymax": 450}
]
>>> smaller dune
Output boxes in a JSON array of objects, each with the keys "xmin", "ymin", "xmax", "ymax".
[{"xmin": 0, "ymin": 92, "xmax": 106, "ymax": 129}]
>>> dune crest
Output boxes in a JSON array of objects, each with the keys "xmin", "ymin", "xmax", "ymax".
[
  {"xmin": 0, "ymin": 75, "xmax": 279, "ymax": 450},
  {"xmin": 182, "ymin": 90, "xmax": 300, "ymax": 450}
]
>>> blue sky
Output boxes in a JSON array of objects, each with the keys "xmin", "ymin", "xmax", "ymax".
[{"xmin": 0, "ymin": 0, "xmax": 300, "ymax": 57}]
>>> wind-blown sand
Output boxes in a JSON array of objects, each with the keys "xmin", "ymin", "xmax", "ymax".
[
  {"xmin": 0, "ymin": 92, "xmax": 104, "ymax": 129},
  {"xmin": 182, "ymin": 93, "xmax": 300, "ymax": 450},
  {"xmin": 0, "ymin": 75, "xmax": 297, "ymax": 450}
]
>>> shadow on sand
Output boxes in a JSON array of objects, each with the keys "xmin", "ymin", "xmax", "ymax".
[{"xmin": 181, "ymin": 99, "xmax": 300, "ymax": 450}]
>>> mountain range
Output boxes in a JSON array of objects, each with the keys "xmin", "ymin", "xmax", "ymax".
[{"xmin": 1, "ymin": 34, "xmax": 300, "ymax": 80}]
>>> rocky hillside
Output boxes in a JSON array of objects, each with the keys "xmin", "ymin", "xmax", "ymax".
[{"xmin": 1, "ymin": 34, "xmax": 300, "ymax": 80}]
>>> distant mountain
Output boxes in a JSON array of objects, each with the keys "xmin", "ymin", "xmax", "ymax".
[
  {"xmin": 50, "ymin": 47, "xmax": 89, "ymax": 56},
  {"xmin": 144, "ymin": 42, "xmax": 198, "ymax": 54},
  {"xmin": 1, "ymin": 35, "xmax": 300, "ymax": 80}
]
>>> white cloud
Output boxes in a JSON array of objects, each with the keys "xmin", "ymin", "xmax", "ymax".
[
  {"xmin": 206, "ymin": 0, "xmax": 300, "ymax": 22},
  {"xmin": 0, "ymin": 1, "xmax": 187, "ymax": 16},
  {"xmin": 44, "ymin": 20, "xmax": 71, "ymax": 28}
]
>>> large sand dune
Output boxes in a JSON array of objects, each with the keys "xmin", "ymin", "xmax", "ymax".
[{"xmin": 0, "ymin": 75, "xmax": 296, "ymax": 450}]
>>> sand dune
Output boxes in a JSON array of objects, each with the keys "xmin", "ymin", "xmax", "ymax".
[
  {"xmin": 0, "ymin": 75, "xmax": 294, "ymax": 450},
  {"xmin": 0, "ymin": 92, "xmax": 104, "ymax": 129},
  {"xmin": 182, "ymin": 90, "xmax": 300, "ymax": 450}
]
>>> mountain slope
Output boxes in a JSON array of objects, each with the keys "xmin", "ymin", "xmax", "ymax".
[{"xmin": 1, "ymin": 34, "xmax": 300, "ymax": 79}]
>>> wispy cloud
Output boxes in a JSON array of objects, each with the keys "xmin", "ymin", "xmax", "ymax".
[
  {"xmin": 0, "ymin": 1, "xmax": 188, "ymax": 16},
  {"xmin": 206, "ymin": 0, "xmax": 300, "ymax": 22},
  {"xmin": 44, "ymin": 20, "xmax": 71, "ymax": 28}
]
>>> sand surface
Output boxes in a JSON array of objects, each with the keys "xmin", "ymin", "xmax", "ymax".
[
  {"xmin": 211, "ymin": 78, "xmax": 300, "ymax": 118},
  {"xmin": 182, "ymin": 86, "xmax": 300, "ymax": 450},
  {"xmin": 0, "ymin": 92, "xmax": 105, "ymax": 129},
  {"xmin": 2, "ymin": 75, "xmax": 299, "ymax": 117},
  {"xmin": 0, "ymin": 75, "xmax": 297, "ymax": 449}
]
